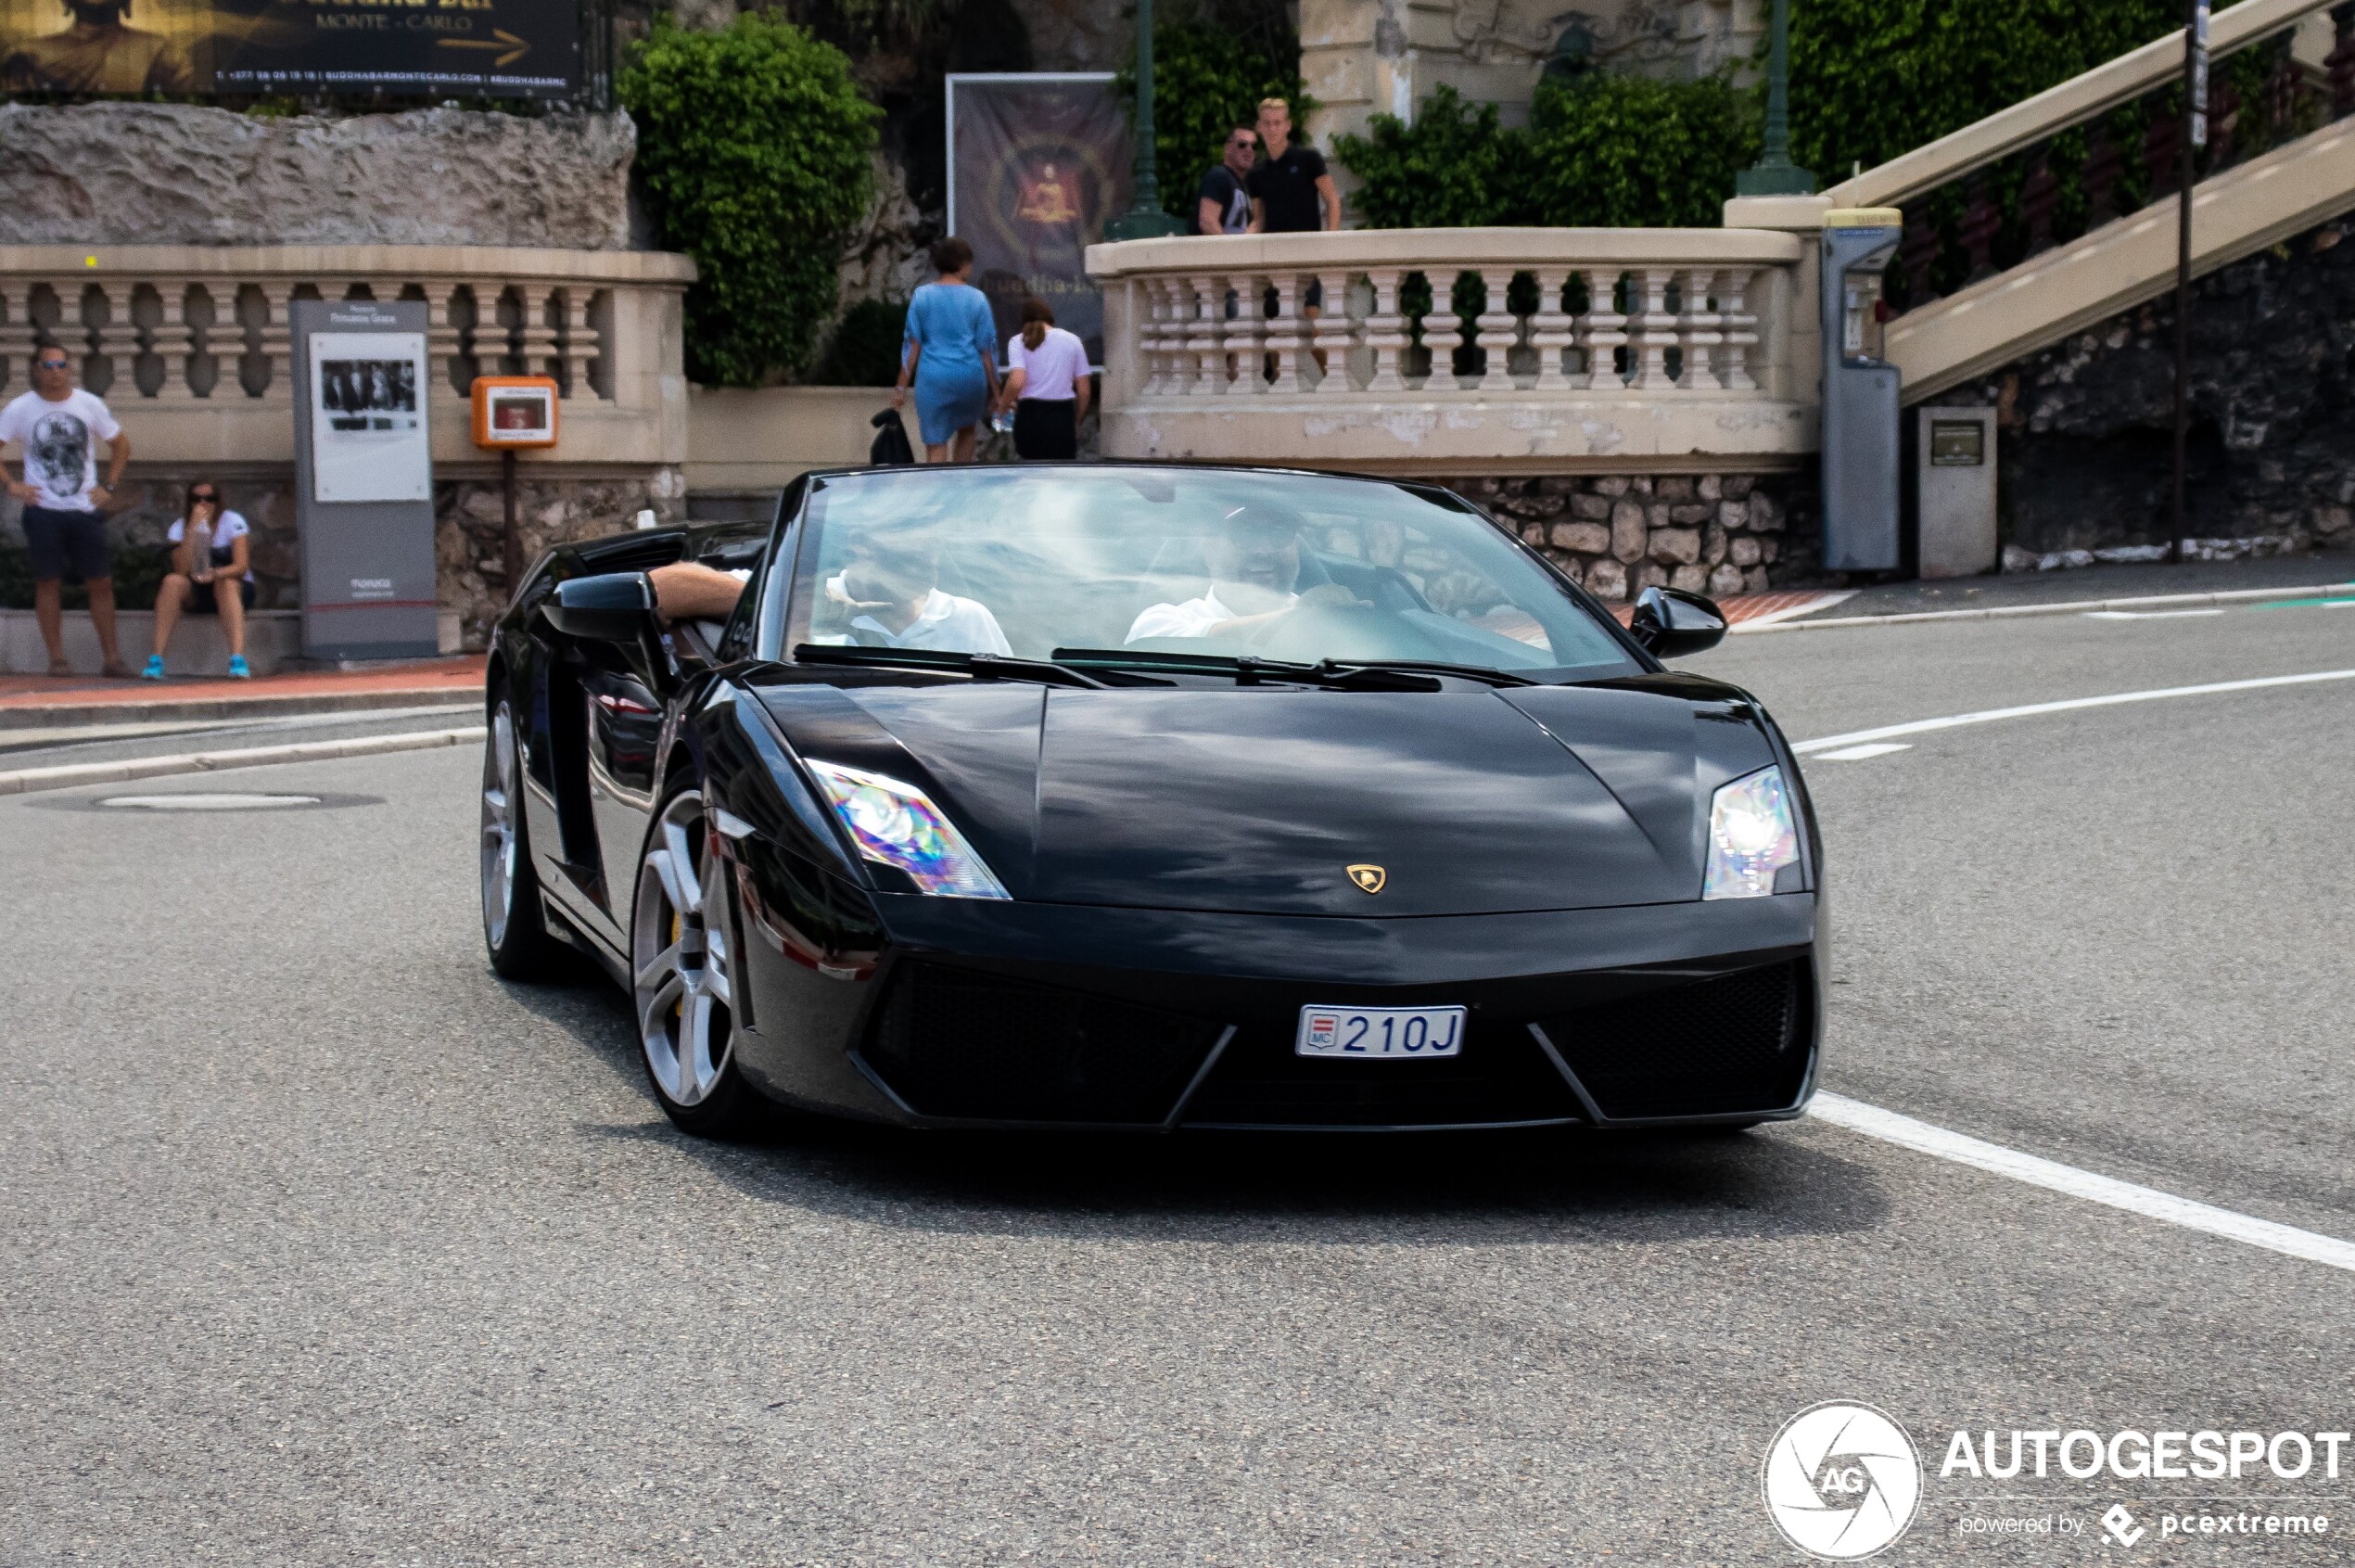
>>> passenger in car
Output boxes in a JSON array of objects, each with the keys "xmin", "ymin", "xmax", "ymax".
[{"xmin": 1126, "ymin": 504, "xmax": 1368, "ymax": 643}]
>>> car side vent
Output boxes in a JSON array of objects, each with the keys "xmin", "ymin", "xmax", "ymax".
[
  {"xmin": 1537, "ymin": 960, "xmax": 1810, "ymax": 1120},
  {"xmin": 860, "ymin": 962, "xmax": 1226, "ymax": 1125}
]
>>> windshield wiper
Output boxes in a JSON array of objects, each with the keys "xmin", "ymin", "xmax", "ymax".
[
  {"xmin": 1051, "ymin": 647, "xmax": 1446, "ymax": 692},
  {"xmin": 795, "ymin": 644, "xmax": 1120, "ymax": 690},
  {"xmin": 1316, "ymin": 658, "xmax": 1538, "ymax": 688}
]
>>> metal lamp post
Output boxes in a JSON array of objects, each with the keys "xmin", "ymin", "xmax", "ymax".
[
  {"xmin": 1736, "ymin": 0, "xmax": 1817, "ymax": 197},
  {"xmin": 1104, "ymin": 0, "xmax": 1188, "ymax": 240}
]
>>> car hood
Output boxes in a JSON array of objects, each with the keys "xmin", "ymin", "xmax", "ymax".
[{"xmin": 753, "ymin": 678, "xmax": 1783, "ymax": 917}]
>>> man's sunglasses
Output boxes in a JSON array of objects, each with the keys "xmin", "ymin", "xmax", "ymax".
[
  {"xmin": 35, "ymin": 357, "xmax": 68, "ymax": 370},
  {"xmin": 1228, "ymin": 136, "xmax": 1257, "ymax": 148}
]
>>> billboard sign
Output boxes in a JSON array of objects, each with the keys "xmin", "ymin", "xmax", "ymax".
[
  {"xmin": 0, "ymin": 0, "xmax": 580, "ymax": 99},
  {"xmin": 946, "ymin": 73, "xmax": 1132, "ymax": 369}
]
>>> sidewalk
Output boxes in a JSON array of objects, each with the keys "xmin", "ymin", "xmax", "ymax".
[
  {"xmin": 1789, "ymin": 552, "xmax": 2355, "ymax": 621},
  {"xmin": 0, "ymin": 657, "xmax": 487, "ymax": 727}
]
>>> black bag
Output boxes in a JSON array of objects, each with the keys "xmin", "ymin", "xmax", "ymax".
[{"xmin": 869, "ymin": 408, "xmax": 915, "ymax": 466}]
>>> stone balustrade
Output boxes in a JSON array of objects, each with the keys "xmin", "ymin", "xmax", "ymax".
[
  {"xmin": 0, "ymin": 244, "xmax": 694, "ymax": 471},
  {"xmin": 1086, "ymin": 227, "xmax": 1808, "ymax": 476}
]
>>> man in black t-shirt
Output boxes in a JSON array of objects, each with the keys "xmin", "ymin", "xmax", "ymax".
[
  {"xmin": 1244, "ymin": 97, "xmax": 1339, "ymax": 236},
  {"xmin": 1197, "ymin": 121, "xmax": 1259, "ymax": 236}
]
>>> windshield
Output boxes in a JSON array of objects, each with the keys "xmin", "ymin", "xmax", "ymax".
[{"xmin": 781, "ymin": 466, "xmax": 1641, "ymax": 680}]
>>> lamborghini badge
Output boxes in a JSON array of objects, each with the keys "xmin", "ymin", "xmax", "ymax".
[{"xmin": 1347, "ymin": 863, "xmax": 1387, "ymax": 894}]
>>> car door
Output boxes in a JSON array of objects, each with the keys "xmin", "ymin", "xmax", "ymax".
[{"xmin": 584, "ymin": 513, "xmax": 783, "ymax": 910}]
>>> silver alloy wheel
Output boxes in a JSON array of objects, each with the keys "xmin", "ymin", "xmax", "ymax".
[
  {"xmin": 481, "ymin": 703, "xmax": 520, "ymax": 949},
  {"xmin": 633, "ymin": 788, "xmax": 736, "ymax": 1107}
]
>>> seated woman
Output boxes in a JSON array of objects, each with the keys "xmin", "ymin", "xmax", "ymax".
[{"xmin": 143, "ymin": 480, "xmax": 254, "ymax": 679}]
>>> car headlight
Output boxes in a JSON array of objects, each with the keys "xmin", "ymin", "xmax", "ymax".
[
  {"xmin": 805, "ymin": 760, "xmax": 1010, "ymax": 899},
  {"xmin": 1703, "ymin": 765, "xmax": 1801, "ymax": 900}
]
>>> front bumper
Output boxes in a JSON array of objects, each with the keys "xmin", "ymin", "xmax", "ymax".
[{"xmin": 728, "ymin": 890, "xmax": 1823, "ymax": 1132}]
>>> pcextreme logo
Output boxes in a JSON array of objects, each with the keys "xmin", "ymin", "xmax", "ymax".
[{"xmin": 1763, "ymin": 1401, "xmax": 1925, "ymax": 1560}]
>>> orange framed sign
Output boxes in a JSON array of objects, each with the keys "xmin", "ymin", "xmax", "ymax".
[{"xmin": 470, "ymin": 376, "xmax": 559, "ymax": 450}]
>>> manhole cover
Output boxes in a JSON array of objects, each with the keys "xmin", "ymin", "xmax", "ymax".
[{"xmin": 98, "ymin": 792, "xmax": 325, "ymax": 810}]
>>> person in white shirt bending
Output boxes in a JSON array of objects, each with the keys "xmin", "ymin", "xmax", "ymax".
[
  {"xmin": 1127, "ymin": 503, "xmax": 1367, "ymax": 644},
  {"xmin": 145, "ymin": 478, "xmax": 255, "ymax": 679},
  {"xmin": 994, "ymin": 297, "xmax": 1090, "ymax": 462}
]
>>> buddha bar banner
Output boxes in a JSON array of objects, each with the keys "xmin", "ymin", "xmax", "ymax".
[
  {"xmin": 0, "ymin": 0, "xmax": 580, "ymax": 97},
  {"xmin": 947, "ymin": 73, "xmax": 1133, "ymax": 369}
]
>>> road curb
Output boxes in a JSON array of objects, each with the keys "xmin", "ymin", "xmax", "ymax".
[
  {"xmin": 0, "ymin": 726, "xmax": 486, "ymax": 797},
  {"xmin": 0, "ymin": 684, "xmax": 485, "ymax": 730},
  {"xmin": 1729, "ymin": 580, "xmax": 2355, "ymax": 634}
]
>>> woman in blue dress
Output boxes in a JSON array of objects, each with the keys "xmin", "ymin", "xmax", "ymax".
[{"xmin": 892, "ymin": 236, "xmax": 1001, "ymax": 463}]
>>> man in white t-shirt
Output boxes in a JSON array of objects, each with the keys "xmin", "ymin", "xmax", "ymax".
[
  {"xmin": 1127, "ymin": 504, "xmax": 1366, "ymax": 644},
  {"xmin": 0, "ymin": 346, "xmax": 133, "ymax": 676}
]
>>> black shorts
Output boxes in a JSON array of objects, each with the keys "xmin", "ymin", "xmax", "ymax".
[
  {"xmin": 21, "ymin": 505, "xmax": 110, "ymax": 582},
  {"xmin": 1262, "ymin": 278, "xmax": 1326, "ymax": 316},
  {"xmin": 1012, "ymin": 398, "xmax": 1077, "ymax": 461},
  {"xmin": 187, "ymin": 577, "xmax": 256, "ymax": 615}
]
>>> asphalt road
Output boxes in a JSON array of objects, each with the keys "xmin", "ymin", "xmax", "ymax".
[{"xmin": 4, "ymin": 599, "xmax": 2351, "ymax": 1566}]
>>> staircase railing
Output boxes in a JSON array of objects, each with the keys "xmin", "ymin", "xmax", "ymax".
[{"xmin": 1822, "ymin": 0, "xmax": 2351, "ymax": 316}]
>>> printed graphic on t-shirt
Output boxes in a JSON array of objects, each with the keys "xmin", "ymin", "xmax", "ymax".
[{"xmin": 27, "ymin": 410, "xmax": 88, "ymax": 505}]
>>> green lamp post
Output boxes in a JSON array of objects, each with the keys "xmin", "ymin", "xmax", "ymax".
[
  {"xmin": 1104, "ymin": 0, "xmax": 1189, "ymax": 240},
  {"xmin": 1735, "ymin": 0, "xmax": 1817, "ymax": 197}
]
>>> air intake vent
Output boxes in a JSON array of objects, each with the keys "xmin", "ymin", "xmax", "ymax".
[
  {"xmin": 861, "ymin": 962, "xmax": 1225, "ymax": 1125},
  {"xmin": 1537, "ymin": 960, "xmax": 1810, "ymax": 1120}
]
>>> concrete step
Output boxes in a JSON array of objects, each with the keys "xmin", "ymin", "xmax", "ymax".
[{"xmin": 1, "ymin": 606, "xmax": 465, "ymax": 675}]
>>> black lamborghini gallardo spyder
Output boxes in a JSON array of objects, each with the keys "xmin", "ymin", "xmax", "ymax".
[{"xmin": 479, "ymin": 464, "xmax": 1823, "ymax": 1135}]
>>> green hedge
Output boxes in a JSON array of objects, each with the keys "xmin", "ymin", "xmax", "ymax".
[
  {"xmin": 1337, "ymin": 79, "xmax": 1757, "ymax": 229},
  {"xmin": 1116, "ymin": 19, "xmax": 1311, "ymax": 223},
  {"xmin": 620, "ymin": 16, "xmax": 880, "ymax": 387},
  {"xmin": 1338, "ymin": 2, "xmax": 2221, "ymax": 230}
]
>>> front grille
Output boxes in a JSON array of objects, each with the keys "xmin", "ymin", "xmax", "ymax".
[
  {"xmin": 1537, "ymin": 960, "xmax": 1810, "ymax": 1120},
  {"xmin": 1180, "ymin": 1015, "xmax": 1584, "ymax": 1128},
  {"xmin": 860, "ymin": 962, "xmax": 1225, "ymax": 1124}
]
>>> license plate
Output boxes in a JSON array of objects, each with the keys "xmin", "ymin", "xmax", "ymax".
[{"xmin": 1295, "ymin": 1005, "xmax": 1466, "ymax": 1059}]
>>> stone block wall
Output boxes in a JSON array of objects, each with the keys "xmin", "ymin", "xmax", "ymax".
[
  {"xmin": 1440, "ymin": 473, "xmax": 1806, "ymax": 600},
  {"xmin": 1957, "ymin": 215, "xmax": 2355, "ymax": 565},
  {"xmin": 4, "ymin": 466, "xmax": 683, "ymax": 648}
]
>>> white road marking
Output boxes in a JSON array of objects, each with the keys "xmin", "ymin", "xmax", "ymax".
[
  {"xmin": 1733, "ymin": 590, "xmax": 1860, "ymax": 629},
  {"xmin": 1790, "ymin": 667, "xmax": 2355, "ymax": 756},
  {"xmin": 1813, "ymin": 742, "xmax": 1913, "ymax": 761},
  {"xmin": 2082, "ymin": 608, "xmax": 2225, "ymax": 619},
  {"xmin": 1811, "ymin": 1093, "xmax": 2355, "ymax": 1274}
]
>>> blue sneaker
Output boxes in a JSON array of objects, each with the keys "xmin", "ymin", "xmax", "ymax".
[
  {"xmin": 141, "ymin": 655, "xmax": 164, "ymax": 681},
  {"xmin": 226, "ymin": 655, "xmax": 251, "ymax": 680}
]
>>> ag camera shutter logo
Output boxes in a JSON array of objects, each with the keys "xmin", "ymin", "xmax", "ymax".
[{"xmin": 1763, "ymin": 1401, "xmax": 1923, "ymax": 1560}]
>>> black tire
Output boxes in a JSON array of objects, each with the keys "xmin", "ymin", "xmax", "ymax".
[
  {"xmin": 482, "ymin": 697, "xmax": 561, "ymax": 980},
  {"xmin": 630, "ymin": 781, "xmax": 764, "ymax": 1136}
]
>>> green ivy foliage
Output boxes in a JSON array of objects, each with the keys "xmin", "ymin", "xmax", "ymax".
[
  {"xmin": 1525, "ymin": 73, "xmax": 1759, "ymax": 227},
  {"xmin": 1331, "ymin": 86, "xmax": 1534, "ymax": 227},
  {"xmin": 619, "ymin": 16, "xmax": 880, "ymax": 387},
  {"xmin": 1789, "ymin": 0, "xmax": 2189, "ymax": 185},
  {"xmin": 1116, "ymin": 20, "xmax": 1311, "ymax": 223},
  {"xmin": 1337, "ymin": 76, "xmax": 1758, "ymax": 229}
]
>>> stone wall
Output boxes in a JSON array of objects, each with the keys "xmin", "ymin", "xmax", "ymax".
[
  {"xmin": 1958, "ymin": 215, "xmax": 2355, "ymax": 565},
  {"xmin": 1442, "ymin": 473, "xmax": 1805, "ymax": 601},
  {"xmin": 0, "ymin": 103, "xmax": 635, "ymax": 251},
  {"xmin": 437, "ymin": 468, "xmax": 687, "ymax": 648},
  {"xmin": 3, "ymin": 465, "xmax": 683, "ymax": 649}
]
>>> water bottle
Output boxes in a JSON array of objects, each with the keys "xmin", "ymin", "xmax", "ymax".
[
  {"xmin": 991, "ymin": 406, "xmax": 1014, "ymax": 435},
  {"xmin": 191, "ymin": 516, "xmax": 215, "ymax": 583}
]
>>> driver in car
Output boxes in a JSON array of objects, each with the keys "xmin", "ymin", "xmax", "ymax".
[
  {"xmin": 648, "ymin": 535, "xmax": 1012, "ymax": 657},
  {"xmin": 1126, "ymin": 504, "xmax": 1368, "ymax": 643}
]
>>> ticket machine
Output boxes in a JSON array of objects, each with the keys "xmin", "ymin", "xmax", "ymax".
[{"xmin": 1819, "ymin": 208, "xmax": 1903, "ymax": 572}]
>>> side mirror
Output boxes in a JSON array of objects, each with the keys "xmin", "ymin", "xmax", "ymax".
[
  {"xmin": 546, "ymin": 571, "xmax": 655, "ymax": 643},
  {"xmin": 1629, "ymin": 585, "xmax": 1727, "ymax": 658}
]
